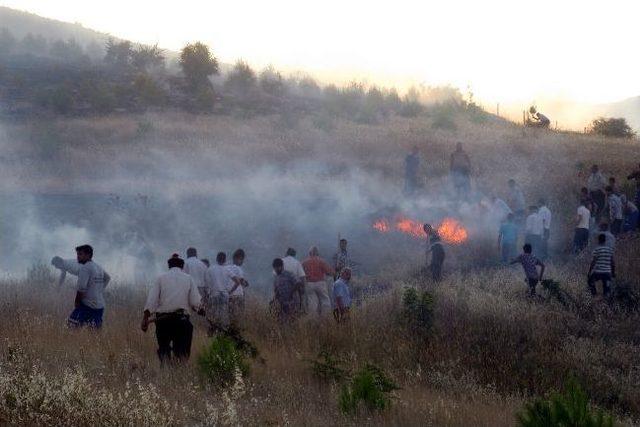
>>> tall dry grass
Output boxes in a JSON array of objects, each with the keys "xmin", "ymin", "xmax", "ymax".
[
  {"xmin": 1, "ymin": 239, "xmax": 639, "ymax": 425},
  {"xmin": 1, "ymin": 111, "xmax": 640, "ymax": 425}
]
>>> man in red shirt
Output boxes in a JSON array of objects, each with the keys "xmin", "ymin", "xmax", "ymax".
[{"xmin": 302, "ymin": 246, "xmax": 335, "ymax": 316}]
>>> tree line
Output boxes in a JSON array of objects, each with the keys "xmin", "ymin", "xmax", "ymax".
[
  {"xmin": 0, "ymin": 27, "xmax": 466, "ymax": 124},
  {"xmin": 1, "ymin": 27, "xmax": 634, "ymax": 138}
]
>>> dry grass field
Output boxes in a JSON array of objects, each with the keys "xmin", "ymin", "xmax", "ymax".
[{"xmin": 1, "ymin": 110, "xmax": 639, "ymax": 425}]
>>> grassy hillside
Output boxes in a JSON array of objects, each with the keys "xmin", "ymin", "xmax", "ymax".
[
  {"xmin": 0, "ymin": 111, "xmax": 639, "ymax": 425},
  {"xmin": 0, "ymin": 6, "xmax": 110, "ymax": 47}
]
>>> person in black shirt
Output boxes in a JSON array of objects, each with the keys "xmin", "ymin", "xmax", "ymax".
[{"xmin": 424, "ymin": 223, "xmax": 445, "ymax": 282}]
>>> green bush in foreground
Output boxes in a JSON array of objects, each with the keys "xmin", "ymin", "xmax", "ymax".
[
  {"xmin": 311, "ymin": 350, "xmax": 350, "ymax": 383},
  {"xmin": 339, "ymin": 364, "xmax": 399, "ymax": 414},
  {"xmin": 517, "ymin": 379, "xmax": 614, "ymax": 427},
  {"xmin": 197, "ymin": 336, "xmax": 249, "ymax": 386},
  {"xmin": 400, "ymin": 287, "xmax": 435, "ymax": 338}
]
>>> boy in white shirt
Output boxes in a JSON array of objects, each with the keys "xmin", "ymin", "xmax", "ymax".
[
  {"xmin": 204, "ymin": 252, "xmax": 230, "ymax": 333},
  {"xmin": 226, "ymin": 249, "xmax": 249, "ymax": 328},
  {"xmin": 183, "ymin": 247, "xmax": 208, "ymax": 298},
  {"xmin": 538, "ymin": 198, "xmax": 552, "ymax": 260},
  {"xmin": 573, "ymin": 201, "xmax": 591, "ymax": 254},
  {"xmin": 524, "ymin": 206, "xmax": 544, "ymax": 258},
  {"xmin": 282, "ymin": 247, "xmax": 306, "ymax": 313}
]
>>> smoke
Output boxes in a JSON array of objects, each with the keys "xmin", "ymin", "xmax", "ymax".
[{"xmin": 0, "ymin": 114, "xmax": 524, "ymax": 290}]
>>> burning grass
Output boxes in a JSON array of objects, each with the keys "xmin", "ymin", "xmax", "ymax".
[{"xmin": 372, "ymin": 215, "xmax": 468, "ymax": 245}]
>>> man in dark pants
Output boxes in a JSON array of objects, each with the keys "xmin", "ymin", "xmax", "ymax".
[
  {"xmin": 626, "ymin": 162, "xmax": 640, "ymax": 221},
  {"xmin": 573, "ymin": 199, "xmax": 591, "ymax": 254},
  {"xmin": 424, "ymin": 223, "xmax": 445, "ymax": 281},
  {"xmin": 588, "ymin": 234, "xmax": 615, "ymax": 297},
  {"xmin": 404, "ymin": 146, "xmax": 420, "ymax": 195},
  {"xmin": 272, "ymin": 258, "xmax": 300, "ymax": 323},
  {"xmin": 587, "ymin": 164, "xmax": 606, "ymax": 220},
  {"xmin": 449, "ymin": 143, "xmax": 471, "ymax": 199},
  {"xmin": 606, "ymin": 186, "xmax": 623, "ymax": 235},
  {"xmin": 141, "ymin": 254, "xmax": 202, "ymax": 364}
]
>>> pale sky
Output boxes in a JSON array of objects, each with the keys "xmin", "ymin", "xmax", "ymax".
[{"xmin": 2, "ymin": 0, "xmax": 639, "ymax": 106}]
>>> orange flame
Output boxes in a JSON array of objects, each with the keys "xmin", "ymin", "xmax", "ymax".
[
  {"xmin": 373, "ymin": 219, "xmax": 390, "ymax": 232},
  {"xmin": 371, "ymin": 215, "xmax": 468, "ymax": 245},
  {"xmin": 437, "ymin": 217, "xmax": 468, "ymax": 244},
  {"xmin": 395, "ymin": 217, "xmax": 426, "ymax": 238}
]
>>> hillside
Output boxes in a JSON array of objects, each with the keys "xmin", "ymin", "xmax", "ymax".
[
  {"xmin": 601, "ymin": 95, "xmax": 640, "ymax": 131},
  {"xmin": 0, "ymin": 110, "xmax": 639, "ymax": 425},
  {"xmin": 0, "ymin": 6, "xmax": 110, "ymax": 48},
  {"xmin": 1, "ymin": 7, "xmax": 639, "ymax": 427}
]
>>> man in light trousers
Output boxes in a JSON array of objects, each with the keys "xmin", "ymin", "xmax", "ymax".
[{"xmin": 302, "ymin": 246, "xmax": 335, "ymax": 316}]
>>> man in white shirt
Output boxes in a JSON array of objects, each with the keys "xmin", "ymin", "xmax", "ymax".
[
  {"xmin": 538, "ymin": 198, "xmax": 552, "ymax": 260},
  {"xmin": 606, "ymin": 186, "xmax": 623, "ymax": 235},
  {"xmin": 67, "ymin": 245, "xmax": 111, "ymax": 329},
  {"xmin": 282, "ymin": 248, "xmax": 306, "ymax": 313},
  {"xmin": 204, "ymin": 252, "xmax": 230, "ymax": 334},
  {"xmin": 524, "ymin": 206, "xmax": 544, "ymax": 258},
  {"xmin": 225, "ymin": 249, "xmax": 249, "ymax": 328},
  {"xmin": 183, "ymin": 247, "xmax": 208, "ymax": 298},
  {"xmin": 573, "ymin": 201, "xmax": 591, "ymax": 254},
  {"xmin": 141, "ymin": 254, "xmax": 202, "ymax": 363}
]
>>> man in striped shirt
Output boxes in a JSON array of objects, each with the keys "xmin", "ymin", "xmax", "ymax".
[{"xmin": 588, "ymin": 234, "xmax": 615, "ymax": 297}]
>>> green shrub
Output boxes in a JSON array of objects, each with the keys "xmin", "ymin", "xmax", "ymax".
[
  {"xmin": 590, "ymin": 117, "xmax": 635, "ymax": 138},
  {"xmin": 400, "ymin": 287, "xmax": 435, "ymax": 337},
  {"xmin": 517, "ymin": 379, "xmax": 614, "ymax": 427},
  {"xmin": 311, "ymin": 350, "xmax": 350, "ymax": 383},
  {"xmin": 339, "ymin": 364, "xmax": 399, "ymax": 414},
  {"xmin": 197, "ymin": 336, "xmax": 249, "ymax": 386},
  {"xmin": 50, "ymin": 87, "xmax": 74, "ymax": 115}
]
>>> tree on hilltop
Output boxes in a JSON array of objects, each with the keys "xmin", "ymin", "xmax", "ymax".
[
  {"xmin": 590, "ymin": 117, "xmax": 635, "ymax": 138},
  {"xmin": 179, "ymin": 42, "xmax": 219, "ymax": 88}
]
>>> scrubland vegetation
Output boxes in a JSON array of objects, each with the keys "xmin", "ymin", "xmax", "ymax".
[
  {"xmin": 1, "ymin": 107, "xmax": 640, "ymax": 425},
  {"xmin": 1, "ymin": 8, "xmax": 640, "ymax": 426}
]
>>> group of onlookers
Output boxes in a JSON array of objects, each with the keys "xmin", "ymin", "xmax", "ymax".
[
  {"xmin": 53, "ymin": 239, "xmax": 357, "ymax": 364},
  {"xmin": 54, "ymin": 154, "xmax": 640, "ymax": 365},
  {"xmin": 496, "ymin": 182, "xmax": 551, "ymax": 263},
  {"xmin": 575, "ymin": 163, "xmax": 639, "ymax": 252}
]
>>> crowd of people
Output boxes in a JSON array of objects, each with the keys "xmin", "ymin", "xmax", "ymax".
[
  {"xmin": 52, "ymin": 240, "xmax": 357, "ymax": 363},
  {"xmin": 411, "ymin": 147, "xmax": 639, "ymax": 299},
  {"xmin": 48, "ymin": 153, "xmax": 639, "ymax": 364}
]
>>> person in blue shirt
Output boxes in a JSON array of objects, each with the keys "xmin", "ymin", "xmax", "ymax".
[
  {"xmin": 332, "ymin": 268, "xmax": 352, "ymax": 323},
  {"xmin": 498, "ymin": 213, "xmax": 518, "ymax": 264}
]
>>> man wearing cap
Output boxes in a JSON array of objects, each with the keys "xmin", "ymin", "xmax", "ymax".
[{"xmin": 141, "ymin": 254, "xmax": 202, "ymax": 364}]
